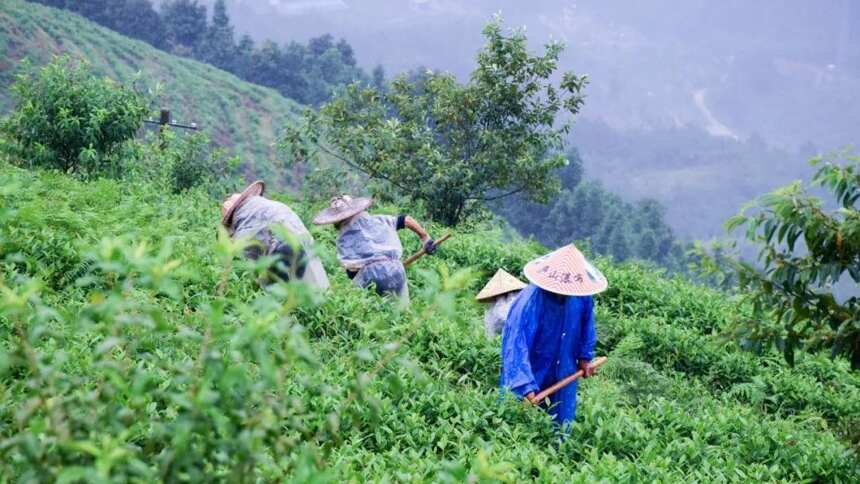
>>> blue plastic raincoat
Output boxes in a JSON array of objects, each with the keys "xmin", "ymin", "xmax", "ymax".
[{"xmin": 500, "ymin": 284, "xmax": 597, "ymax": 426}]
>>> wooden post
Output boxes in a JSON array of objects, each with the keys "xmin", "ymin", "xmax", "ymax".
[{"xmin": 159, "ymin": 109, "xmax": 171, "ymax": 148}]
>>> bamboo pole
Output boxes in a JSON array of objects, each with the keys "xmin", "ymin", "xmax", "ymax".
[
  {"xmin": 403, "ymin": 233, "xmax": 452, "ymax": 268},
  {"xmin": 530, "ymin": 356, "xmax": 608, "ymax": 404}
]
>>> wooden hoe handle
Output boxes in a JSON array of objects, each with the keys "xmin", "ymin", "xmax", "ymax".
[
  {"xmin": 403, "ymin": 233, "xmax": 452, "ymax": 268},
  {"xmin": 530, "ymin": 356, "xmax": 608, "ymax": 405}
]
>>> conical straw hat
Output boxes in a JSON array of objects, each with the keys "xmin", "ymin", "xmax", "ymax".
[
  {"xmin": 312, "ymin": 195, "xmax": 374, "ymax": 225},
  {"xmin": 221, "ymin": 180, "xmax": 265, "ymax": 228},
  {"xmin": 475, "ymin": 269, "xmax": 527, "ymax": 302},
  {"xmin": 523, "ymin": 244, "xmax": 608, "ymax": 296}
]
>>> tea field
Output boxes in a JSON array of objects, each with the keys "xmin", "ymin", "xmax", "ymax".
[{"xmin": 1, "ymin": 157, "xmax": 858, "ymax": 482}]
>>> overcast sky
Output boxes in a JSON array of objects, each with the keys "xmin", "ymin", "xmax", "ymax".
[{"xmin": 204, "ymin": 0, "xmax": 859, "ymax": 150}]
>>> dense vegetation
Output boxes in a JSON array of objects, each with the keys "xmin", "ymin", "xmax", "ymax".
[
  {"xmin": 698, "ymin": 151, "xmax": 860, "ymax": 368},
  {"xmin": 29, "ymin": 0, "xmax": 371, "ymax": 106},
  {"xmin": 0, "ymin": 0, "xmax": 301, "ymax": 184},
  {"xmin": 1, "ymin": 154, "xmax": 858, "ymax": 480},
  {"xmin": 284, "ymin": 18, "xmax": 587, "ymax": 226},
  {"xmin": 1, "ymin": 6, "xmax": 858, "ymax": 479},
  {"xmin": 0, "ymin": 1, "xmax": 688, "ymax": 271}
]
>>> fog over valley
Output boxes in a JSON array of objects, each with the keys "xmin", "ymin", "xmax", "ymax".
[{"xmin": 206, "ymin": 0, "xmax": 860, "ymax": 239}]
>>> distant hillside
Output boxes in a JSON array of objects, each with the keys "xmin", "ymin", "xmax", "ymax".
[{"xmin": 0, "ymin": 0, "xmax": 302, "ymax": 183}]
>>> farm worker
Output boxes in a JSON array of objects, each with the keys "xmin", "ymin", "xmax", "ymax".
[
  {"xmin": 500, "ymin": 244, "xmax": 607, "ymax": 427},
  {"xmin": 312, "ymin": 195, "xmax": 436, "ymax": 304},
  {"xmin": 476, "ymin": 269, "xmax": 527, "ymax": 338},
  {"xmin": 221, "ymin": 181, "xmax": 330, "ymax": 290}
]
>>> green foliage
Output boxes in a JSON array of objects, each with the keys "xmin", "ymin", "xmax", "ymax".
[
  {"xmin": 698, "ymin": 152, "xmax": 860, "ymax": 369},
  {"xmin": 198, "ymin": 0, "xmax": 235, "ymax": 72},
  {"xmin": 283, "ymin": 17, "xmax": 587, "ymax": 225},
  {"xmin": 496, "ymin": 150, "xmax": 689, "ymax": 271},
  {"xmin": 29, "ymin": 0, "xmax": 367, "ymax": 107},
  {"xmin": 160, "ymin": 0, "xmax": 207, "ymax": 54},
  {"xmin": 1, "ymin": 161, "xmax": 859, "ymax": 479},
  {"xmin": 0, "ymin": 0, "xmax": 304, "ymax": 184},
  {"xmin": 122, "ymin": 130, "xmax": 242, "ymax": 195},
  {"xmin": 1, "ymin": 56, "xmax": 147, "ymax": 176}
]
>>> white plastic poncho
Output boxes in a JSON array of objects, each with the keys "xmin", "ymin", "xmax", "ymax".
[
  {"xmin": 484, "ymin": 291, "xmax": 520, "ymax": 338},
  {"xmin": 231, "ymin": 196, "xmax": 330, "ymax": 290},
  {"xmin": 336, "ymin": 212, "xmax": 408, "ymax": 302}
]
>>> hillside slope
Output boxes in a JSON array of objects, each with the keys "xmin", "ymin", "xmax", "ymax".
[
  {"xmin": 1, "ymin": 157, "xmax": 858, "ymax": 480},
  {"xmin": 0, "ymin": 0, "xmax": 302, "ymax": 183}
]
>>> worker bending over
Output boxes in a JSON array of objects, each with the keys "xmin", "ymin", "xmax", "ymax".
[
  {"xmin": 313, "ymin": 195, "xmax": 436, "ymax": 304},
  {"xmin": 221, "ymin": 181, "xmax": 330, "ymax": 290}
]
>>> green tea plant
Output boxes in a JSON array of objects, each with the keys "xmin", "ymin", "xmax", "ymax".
[
  {"xmin": 699, "ymin": 152, "xmax": 860, "ymax": 369},
  {"xmin": 121, "ymin": 130, "xmax": 242, "ymax": 196},
  {"xmin": 1, "ymin": 56, "xmax": 148, "ymax": 176},
  {"xmin": 1, "ymin": 160, "xmax": 859, "ymax": 480},
  {"xmin": 0, "ymin": 230, "xmax": 476, "ymax": 480},
  {"xmin": 0, "ymin": 0, "xmax": 305, "ymax": 184}
]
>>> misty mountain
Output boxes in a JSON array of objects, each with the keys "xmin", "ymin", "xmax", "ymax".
[
  {"xmin": 189, "ymin": 0, "xmax": 860, "ymax": 239},
  {"xmin": 203, "ymin": 0, "xmax": 859, "ymax": 150}
]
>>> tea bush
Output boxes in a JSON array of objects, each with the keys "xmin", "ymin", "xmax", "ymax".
[
  {"xmin": 1, "ymin": 160, "xmax": 859, "ymax": 480},
  {"xmin": 1, "ymin": 57, "xmax": 147, "ymax": 176},
  {"xmin": 121, "ymin": 130, "xmax": 243, "ymax": 196}
]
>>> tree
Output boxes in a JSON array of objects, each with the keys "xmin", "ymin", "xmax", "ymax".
[
  {"xmin": 336, "ymin": 38, "xmax": 357, "ymax": 66},
  {"xmin": 371, "ymin": 64, "xmax": 386, "ymax": 92},
  {"xmin": 67, "ymin": 0, "xmax": 112, "ymax": 26},
  {"xmin": 279, "ymin": 42, "xmax": 311, "ymax": 101},
  {"xmin": 160, "ymin": 0, "xmax": 207, "ymax": 55},
  {"xmin": 199, "ymin": 0, "xmax": 236, "ymax": 71},
  {"xmin": 233, "ymin": 34, "xmax": 255, "ymax": 78},
  {"xmin": 109, "ymin": 0, "xmax": 166, "ymax": 49},
  {"xmin": 282, "ymin": 17, "xmax": 587, "ymax": 225},
  {"xmin": 307, "ymin": 34, "xmax": 335, "ymax": 57},
  {"xmin": 699, "ymin": 152, "xmax": 860, "ymax": 369},
  {"xmin": 1, "ymin": 57, "xmax": 148, "ymax": 176}
]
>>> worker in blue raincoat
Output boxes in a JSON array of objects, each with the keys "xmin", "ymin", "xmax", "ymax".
[{"xmin": 500, "ymin": 244, "xmax": 608, "ymax": 427}]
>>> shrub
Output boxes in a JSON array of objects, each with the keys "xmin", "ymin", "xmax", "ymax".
[
  {"xmin": 698, "ymin": 151, "xmax": 860, "ymax": 368},
  {"xmin": 122, "ymin": 130, "xmax": 242, "ymax": 195},
  {"xmin": 1, "ymin": 163, "xmax": 859, "ymax": 479},
  {"xmin": 1, "ymin": 56, "xmax": 148, "ymax": 176}
]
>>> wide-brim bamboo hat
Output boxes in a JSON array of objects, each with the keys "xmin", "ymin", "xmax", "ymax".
[
  {"xmin": 523, "ymin": 244, "xmax": 608, "ymax": 296},
  {"xmin": 221, "ymin": 180, "xmax": 265, "ymax": 228},
  {"xmin": 312, "ymin": 195, "xmax": 373, "ymax": 225},
  {"xmin": 476, "ymin": 269, "xmax": 527, "ymax": 302}
]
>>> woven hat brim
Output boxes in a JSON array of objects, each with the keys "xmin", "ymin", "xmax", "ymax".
[
  {"xmin": 522, "ymin": 247, "xmax": 608, "ymax": 296},
  {"xmin": 312, "ymin": 197, "xmax": 373, "ymax": 225},
  {"xmin": 475, "ymin": 269, "xmax": 527, "ymax": 301},
  {"xmin": 221, "ymin": 181, "xmax": 265, "ymax": 228}
]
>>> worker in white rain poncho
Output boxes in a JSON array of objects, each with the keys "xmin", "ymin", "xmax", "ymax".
[
  {"xmin": 313, "ymin": 195, "xmax": 437, "ymax": 303},
  {"xmin": 476, "ymin": 269, "xmax": 527, "ymax": 338},
  {"xmin": 221, "ymin": 181, "xmax": 330, "ymax": 290}
]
